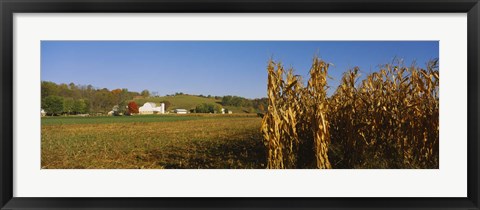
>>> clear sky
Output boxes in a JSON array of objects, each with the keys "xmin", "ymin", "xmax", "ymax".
[{"xmin": 41, "ymin": 41, "xmax": 438, "ymax": 99}]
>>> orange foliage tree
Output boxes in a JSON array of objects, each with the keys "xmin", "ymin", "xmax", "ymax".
[{"xmin": 128, "ymin": 101, "xmax": 139, "ymax": 114}]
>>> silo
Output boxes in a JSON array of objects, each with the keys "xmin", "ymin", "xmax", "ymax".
[{"xmin": 160, "ymin": 103, "xmax": 165, "ymax": 114}]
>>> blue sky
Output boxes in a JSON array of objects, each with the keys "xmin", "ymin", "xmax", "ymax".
[{"xmin": 41, "ymin": 41, "xmax": 438, "ymax": 99}]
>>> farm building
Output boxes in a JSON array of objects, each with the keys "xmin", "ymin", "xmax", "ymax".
[
  {"xmin": 174, "ymin": 109, "xmax": 188, "ymax": 114},
  {"xmin": 139, "ymin": 102, "xmax": 165, "ymax": 115},
  {"xmin": 41, "ymin": 109, "xmax": 46, "ymax": 117}
]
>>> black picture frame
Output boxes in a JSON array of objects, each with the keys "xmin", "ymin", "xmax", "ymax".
[{"xmin": 1, "ymin": 0, "xmax": 479, "ymax": 209}]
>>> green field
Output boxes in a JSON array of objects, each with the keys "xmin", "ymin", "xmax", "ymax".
[
  {"xmin": 41, "ymin": 114, "xmax": 266, "ymax": 169},
  {"xmin": 41, "ymin": 114, "xmax": 258, "ymax": 125},
  {"xmin": 42, "ymin": 115, "xmax": 203, "ymax": 125}
]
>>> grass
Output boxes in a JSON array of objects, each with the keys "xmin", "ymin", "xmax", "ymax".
[
  {"xmin": 41, "ymin": 114, "xmax": 257, "ymax": 125},
  {"xmin": 42, "ymin": 115, "xmax": 202, "ymax": 125},
  {"xmin": 41, "ymin": 114, "xmax": 266, "ymax": 169}
]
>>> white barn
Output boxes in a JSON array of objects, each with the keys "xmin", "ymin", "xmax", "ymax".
[
  {"xmin": 139, "ymin": 102, "xmax": 165, "ymax": 115},
  {"xmin": 174, "ymin": 109, "xmax": 188, "ymax": 114}
]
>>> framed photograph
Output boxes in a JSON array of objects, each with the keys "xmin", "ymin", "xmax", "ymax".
[{"xmin": 1, "ymin": 0, "xmax": 479, "ymax": 209}]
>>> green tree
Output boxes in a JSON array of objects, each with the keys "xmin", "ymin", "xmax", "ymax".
[
  {"xmin": 195, "ymin": 103, "xmax": 221, "ymax": 113},
  {"xmin": 41, "ymin": 81, "xmax": 59, "ymax": 107},
  {"xmin": 83, "ymin": 99, "xmax": 91, "ymax": 114},
  {"xmin": 63, "ymin": 98, "xmax": 74, "ymax": 115},
  {"xmin": 93, "ymin": 88, "xmax": 116, "ymax": 113},
  {"xmin": 73, "ymin": 99, "xmax": 87, "ymax": 114},
  {"xmin": 58, "ymin": 83, "xmax": 72, "ymax": 98},
  {"xmin": 221, "ymin": 95, "xmax": 250, "ymax": 107},
  {"xmin": 44, "ymin": 96, "xmax": 64, "ymax": 116},
  {"xmin": 41, "ymin": 81, "xmax": 142, "ymax": 114},
  {"xmin": 214, "ymin": 104, "xmax": 222, "ymax": 113},
  {"xmin": 195, "ymin": 103, "xmax": 209, "ymax": 113},
  {"xmin": 118, "ymin": 101, "xmax": 127, "ymax": 114},
  {"xmin": 141, "ymin": 90, "xmax": 150, "ymax": 98}
]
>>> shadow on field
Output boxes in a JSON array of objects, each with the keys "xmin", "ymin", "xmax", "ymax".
[{"xmin": 146, "ymin": 132, "xmax": 267, "ymax": 169}]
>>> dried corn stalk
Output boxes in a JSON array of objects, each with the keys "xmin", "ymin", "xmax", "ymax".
[
  {"xmin": 262, "ymin": 58, "xmax": 331, "ymax": 169},
  {"xmin": 262, "ymin": 56, "xmax": 438, "ymax": 169},
  {"xmin": 329, "ymin": 59, "xmax": 439, "ymax": 168}
]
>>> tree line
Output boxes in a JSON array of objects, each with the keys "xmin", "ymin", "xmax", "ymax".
[
  {"xmin": 41, "ymin": 81, "xmax": 269, "ymax": 116},
  {"xmin": 41, "ymin": 81, "xmax": 146, "ymax": 115},
  {"xmin": 222, "ymin": 95, "xmax": 267, "ymax": 113}
]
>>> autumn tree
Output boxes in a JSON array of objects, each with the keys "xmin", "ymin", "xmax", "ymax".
[
  {"xmin": 258, "ymin": 103, "xmax": 265, "ymax": 113},
  {"xmin": 128, "ymin": 101, "xmax": 139, "ymax": 114}
]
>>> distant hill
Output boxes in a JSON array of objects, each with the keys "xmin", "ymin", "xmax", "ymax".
[{"xmin": 133, "ymin": 94, "xmax": 255, "ymax": 113}]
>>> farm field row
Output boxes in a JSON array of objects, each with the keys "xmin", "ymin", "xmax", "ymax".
[{"xmin": 41, "ymin": 113, "xmax": 258, "ymax": 125}]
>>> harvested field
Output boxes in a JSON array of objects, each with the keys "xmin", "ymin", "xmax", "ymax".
[{"xmin": 41, "ymin": 115, "xmax": 266, "ymax": 169}]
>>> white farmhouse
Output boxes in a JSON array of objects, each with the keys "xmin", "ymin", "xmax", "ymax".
[
  {"xmin": 174, "ymin": 109, "xmax": 188, "ymax": 114},
  {"xmin": 41, "ymin": 109, "xmax": 46, "ymax": 117},
  {"xmin": 139, "ymin": 102, "xmax": 165, "ymax": 115}
]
